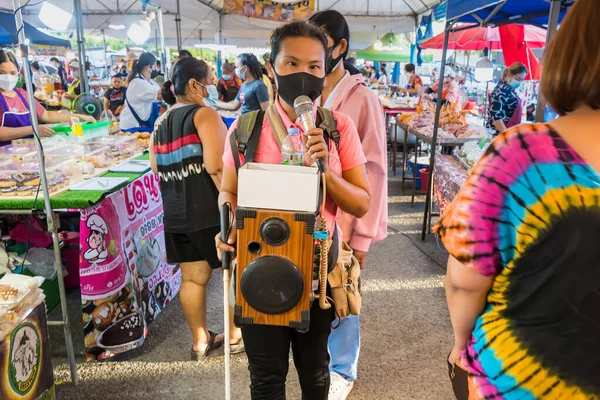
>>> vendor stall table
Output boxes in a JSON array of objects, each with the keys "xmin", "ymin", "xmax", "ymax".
[
  {"xmin": 433, "ymin": 155, "xmax": 468, "ymax": 215},
  {"xmin": 0, "ymin": 153, "xmax": 181, "ymax": 363},
  {"xmin": 0, "ymin": 301, "xmax": 55, "ymax": 400}
]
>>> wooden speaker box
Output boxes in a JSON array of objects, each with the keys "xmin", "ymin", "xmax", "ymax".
[{"xmin": 234, "ymin": 208, "xmax": 317, "ymax": 331}]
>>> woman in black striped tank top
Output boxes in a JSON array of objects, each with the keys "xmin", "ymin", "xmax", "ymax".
[{"xmin": 149, "ymin": 57, "xmax": 243, "ymax": 359}]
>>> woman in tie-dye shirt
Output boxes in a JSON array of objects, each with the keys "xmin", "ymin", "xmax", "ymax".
[{"xmin": 435, "ymin": 1, "xmax": 600, "ymax": 398}]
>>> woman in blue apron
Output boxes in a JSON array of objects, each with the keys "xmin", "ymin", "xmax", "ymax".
[
  {"xmin": 0, "ymin": 50, "xmax": 95, "ymax": 146},
  {"xmin": 119, "ymin": 52, "xmax": 162, "ymax": 132}
]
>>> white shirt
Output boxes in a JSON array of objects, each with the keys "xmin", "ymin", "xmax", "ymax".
[
  {"xmin": 119, "ymin": 75, "xmax": 160, "ymax": 130},
  {"xmin": 322, "ymin": 71, "xmax": 350, "ymax": 109},
  {"xmin": 378, "ymin": 74, "xmax": 388, "ymax": 86}
]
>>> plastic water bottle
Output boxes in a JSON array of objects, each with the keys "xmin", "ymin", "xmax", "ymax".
[{"xmin": 281, "ymin": 127, "xmax": 304, "ymax": 166}]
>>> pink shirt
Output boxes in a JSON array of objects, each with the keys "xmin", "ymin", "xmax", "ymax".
[
  {"xmin": 223, "ymin": 98, "xmax": 367, "ymax": 235},
  {"xmin": 0, "ymin": 89, "xmax": 45, "ymax": 123}
]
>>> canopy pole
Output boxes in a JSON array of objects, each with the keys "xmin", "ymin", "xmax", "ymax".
[
  {"xmin": 175, "ymin": 0, "xmax": 182, "ymax": 52},
  {"xmin": 216, "ymin": 12, "xmax": 223, "ymax": 79},
  {"xmin": 421, "ymin": 22, "xmax": 451, "ymax": 241},
  {"xmin": 13, "ymin": 0, "xmax": 78, "ymax": 385},
  {"xmin": 156, "ymin": 6, "xmax": 168, "ymax": 79},
  {"xmin": 535, "ymin": 0, "xmax": 561, "ymax": 122},
  {"xmin": 102, "ymin": 29, "xmax": 109, "ymax": 79},
  {"xmin": 74, "ymin": 0, "xmax": 88, "ymax": 93}
]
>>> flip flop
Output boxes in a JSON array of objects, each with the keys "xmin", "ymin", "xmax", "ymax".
[{"xmin": 191, "ymin": 331, "xmax": 224, "ymax": 360}]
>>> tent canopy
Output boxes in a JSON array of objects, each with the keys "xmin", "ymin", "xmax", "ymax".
[
  {"xmin": 446, "ymin": 0, "xmax": 575, "ymax": 26},
  {"xmin": 0, "ymin": 0, "xmax": 442, "ymax": 49},
  {"xmin": 0, "ymin": 11, "xmax": 71, "ymax": 47}
]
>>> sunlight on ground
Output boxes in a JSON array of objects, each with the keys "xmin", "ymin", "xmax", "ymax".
[{"xmin": 362, "ymin": 275, "xmax": 445, "ymax": 292}]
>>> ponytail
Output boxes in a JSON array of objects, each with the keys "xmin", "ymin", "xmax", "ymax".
[
  {"xmin": 161, "ymin": 80, "xmax": 176, "ymax": 105},
  {"xmin": 127, "ymin": 60, "xmax": 139, "ymax": 84}
]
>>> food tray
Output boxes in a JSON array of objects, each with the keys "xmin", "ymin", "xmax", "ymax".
[
  {"xmin": 84, "ymin": 135, "xmax": 141, "ymax": 161},
  {"xmin": 46, "ymin": 145, "xmax": 117, "ymax": 178},
  {"xmin": 109, "ymin": 159, "xmax": 150, "ymax": 173},
  {"xmin": 70, "ymin": 176, "xmax": 129, "ymax": 191},
  {"xmin": 0, "ymin": 160, "xmax": 83, "ymax": 198}
]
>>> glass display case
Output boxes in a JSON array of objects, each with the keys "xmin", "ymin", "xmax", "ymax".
[
  {"xmin": 0, "ymin": 159, "xmax": 83, "ymax": 196},
  {"xmin": 83, "ymin": 135, "xmax": 141, "ymax": 161}
]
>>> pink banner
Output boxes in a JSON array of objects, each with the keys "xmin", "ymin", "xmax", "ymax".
[{"xmin": 79, "ymin": 172, "xmax": 181, "ymax": 362}]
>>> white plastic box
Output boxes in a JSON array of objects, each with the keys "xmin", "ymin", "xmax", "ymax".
[{"xmin": 237, "ymin": 163, "xmax": 321, "ymax": 213}]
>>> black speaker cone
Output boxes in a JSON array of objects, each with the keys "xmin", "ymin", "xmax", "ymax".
[
  {"xmin": 240, "ymin": 256, "xmax": 304, "ymax": 315},
  {"xmin": 260, "ymin": 218, "xmax": 290, "ymax": 246}
]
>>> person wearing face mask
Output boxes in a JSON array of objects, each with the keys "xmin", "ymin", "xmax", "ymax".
[
  {"xmin": 425, "ymin": 67, "xmax": 461, "ymax": 112},
  {"xmin": 400, "ymin": 63, "xmax": 423, "ymax": 96},
  {"xmin": 62, "ymin": 59, "xmax": 82, "ymax": 104},
  {"xmin": 215, "ymin": 21, "xmax": 371, "ymax": 399},
  {"xmin": 119, "ymin": 52, "xmax": 162, "ymax": 131},
  {"xmin": 215, "ymin": 53, "xmax": 270, "ymax": 115},
  {"xmin": 149, "ymin": 56, "xmax": 243, "ymax": 359},
  {"xmin": 309, "ymin": 10, "xmax": 387, "ymax": 399},
  {"xmin": 0, "ymin": 51, "xmax": 94, "ymax": 146},
  {"xmin": 486, "ymin": 62, "xmax": 528, "ymax": 134},
  {"xmin": 217, "ymin": 62, "xmax": 241, "ymax": 102}
]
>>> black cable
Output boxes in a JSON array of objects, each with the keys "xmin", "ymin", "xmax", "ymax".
[
  {"xmin": 400, "ymin": 232, "xmax": 446, "ymax": 270},
  {"xmin": 19, "ymin": 180, "xmax": 42, "ymax": 270}
]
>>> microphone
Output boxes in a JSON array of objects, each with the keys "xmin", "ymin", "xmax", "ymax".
[{"xmin": 294, "ymin": 95, "xmax": 325, "ymax": 172}]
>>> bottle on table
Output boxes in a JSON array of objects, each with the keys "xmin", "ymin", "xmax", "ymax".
[{"xmin": 281, "ymin": 127, "xmax": 304, "ymax": 166}]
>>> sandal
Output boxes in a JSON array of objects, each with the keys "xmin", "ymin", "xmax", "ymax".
[
  {"xmin": 229, "ymin": 338, "xmax": 245, "ymax": 355},
  {"xmin": 191, "ymin": 331, "xmax": 224, "ymax": 360}
]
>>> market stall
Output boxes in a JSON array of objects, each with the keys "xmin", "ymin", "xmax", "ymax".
[
  {"xmin": 0, "ymin": 127, "xmax": 178, "ymax": 362},
  {"xmin": 419, "ymin": 0, "xmax": 575, "ymax": 241}
]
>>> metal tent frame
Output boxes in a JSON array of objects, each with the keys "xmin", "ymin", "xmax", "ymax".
[
  {"xmin": 9, "ymin": 0, "xmax": 88, "ymax": 386},
  {"xmin": 420, "ymin": 0, "xmax": 573, "ymax": 241}
]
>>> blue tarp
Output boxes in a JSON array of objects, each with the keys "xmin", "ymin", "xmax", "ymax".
[
  {"xmin": 445, "ymin": 0, "xmax": 573, "ymax": 25},
  {"xmin": 0, "ymin": 12, "xmax": 70, "ymax": 47}
]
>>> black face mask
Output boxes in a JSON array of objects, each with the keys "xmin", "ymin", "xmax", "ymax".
[
  {"xmin": 274, "ymin": 70, "xmax": 325, "ymax": 108},
  {"xmin": 326, "ymin": 44, "xmax": 344, "ymax": 75}
]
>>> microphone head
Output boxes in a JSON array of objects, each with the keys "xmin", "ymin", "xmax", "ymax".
[{"xmin": 294, "ymin": 95, "xmax": 314, "ymax": 117}]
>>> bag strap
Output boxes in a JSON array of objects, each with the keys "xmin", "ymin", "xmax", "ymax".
[
  {"xmin": 124, "ymin": 76, "xmax": 151, "ymax": 127},
  {"xmin": 231, "ymin": 110, "xmax": 265, "ymax": 173},
  {"xmin": 265, "ymin": 104, "xmax": 288, "ymax": 148},
  {"xmin": 317, "ymin": 107, "xmax": 340, "ymax": 148}
]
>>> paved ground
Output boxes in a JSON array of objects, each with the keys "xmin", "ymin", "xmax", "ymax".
[{"xmin": 48, "ymin": 172, "xmax": 455, "ymax": 400}]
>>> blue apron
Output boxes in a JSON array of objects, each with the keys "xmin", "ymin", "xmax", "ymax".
[{"xmin": 0, "ymin": 90, "xmax": 34, "ymax": 146}]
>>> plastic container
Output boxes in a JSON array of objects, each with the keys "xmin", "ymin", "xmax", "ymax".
[
  {"xmin": 84, "ymin": 135, "xmax": 141, "ymax": 161},
  {"xmin": 419, "ymin": 168, "xmax": 430, "ymax": 194},
  {"xmin": 0, "ymin": 160, "xmax": 83, "ymax": 196},
  {"xmin": 51, "ymin": 120, "xmax": 110, "ymax": 136},
  {"xmin": 281, "ymin": 127, "xmax": 304, "ymax": 166},
  {"xmin": 46, "ymin": 144, "xmax": 116, "ymax": 176},
  {"xmin": 407, "ymin": 157, "xmax": 430, "ymax": 190}
]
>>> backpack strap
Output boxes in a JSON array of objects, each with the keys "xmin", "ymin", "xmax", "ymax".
[
  {"xmin": 316, "ymin": 107, "xmax": 340, "ymax": 148},
  {"xmin": 231, "ymin": 110, "xmax": 265, "ymax": 173}
]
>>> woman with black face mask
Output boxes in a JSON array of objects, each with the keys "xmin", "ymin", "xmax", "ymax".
[{"xmin": 215, "ymin": 21, "xmax": 371, "ymax": 399}]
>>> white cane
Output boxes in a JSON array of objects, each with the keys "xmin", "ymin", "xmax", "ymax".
[{"xmin": 220, "ymin": 203, "xmax": 232, "ymax": 400}]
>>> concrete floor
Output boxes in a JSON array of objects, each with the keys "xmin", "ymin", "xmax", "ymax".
[{"xmin": 48, "ymin": 172, "xmax": 455, "ymax": 400}]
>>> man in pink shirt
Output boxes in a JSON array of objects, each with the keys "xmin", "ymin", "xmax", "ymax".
[{"xmin": 310, "ymin": 11, "xmax": 388, "ymax": 400}]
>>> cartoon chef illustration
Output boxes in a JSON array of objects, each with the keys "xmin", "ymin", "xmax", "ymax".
[{"xmin": 84, "ymin": 214, "xmax": 109, "ymax": 263}]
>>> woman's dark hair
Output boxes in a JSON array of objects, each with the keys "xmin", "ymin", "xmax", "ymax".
[
  {"xmin": 50, "ymin": 57, "xmax": 60, "ymax": 64},
  {"xmin": 128, "ymin": 52, "xmax": 156, "ymax": 83},
  {"xmin": 269, "ymin": 21, "xmax": 328, "ymax": 67},
  {"xmin": 161, "ymin": 57, "xmax": 210, "ymax": 106},
  {"xmin": 380, "ymin": 67, "xmax": 387, "ymax": 76},
  {"xmin": 309, "ymin": 10, "xmax": 350, "ymax": 60},
  {"xmin": 31, "ymin": 61, "xmax": 40, "ymax": 71},
  {"xmin": 0, "ymin": 50, "xmax": 19, "ymax": 69},
  {"xmin": 405, "ymin": 63, "xmax": 416, "ymax": 73},
  {"xmin": 542, "ymin": 0, "xmax": 599, "ymax": 115},
  {"xmin": 237, "ymin": 53, "xmax": 263, "ymax": 80},
  {"xmin": 179, "ymin": 50, "xmax": 193, "ymax": 59}
]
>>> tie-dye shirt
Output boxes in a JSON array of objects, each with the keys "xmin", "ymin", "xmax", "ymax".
[{"xmin": 435, "ymin": 124, "xmax": 600, "ymax": 399}]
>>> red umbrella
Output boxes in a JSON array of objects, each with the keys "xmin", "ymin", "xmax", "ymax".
[{"xmin": 419, "ymin": 24, "xmax": 547, "ymax": 51}]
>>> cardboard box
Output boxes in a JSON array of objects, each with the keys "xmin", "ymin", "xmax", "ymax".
[{"xmin": 238, "ymin": 163, "xmax": 320, "ymax": 213}]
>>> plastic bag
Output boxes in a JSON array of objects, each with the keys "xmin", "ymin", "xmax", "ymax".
[
  {"xmin": 25, "ymin": 248, "xmax": 68, "ymax": 280},
  {"xmin": 9, "ymin": 217, "xmax": 52, "ymax": 249}
]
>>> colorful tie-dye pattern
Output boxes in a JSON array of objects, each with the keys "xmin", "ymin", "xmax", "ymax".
[{"xmin": 435, "ymin": 124, "xmax": 600, "ymax": 400}]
